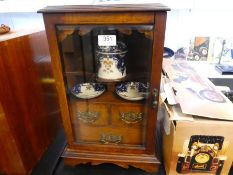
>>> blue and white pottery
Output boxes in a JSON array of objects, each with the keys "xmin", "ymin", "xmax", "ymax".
[
  {"xmin": 96, "ymin": 41, "xmax": 127, "ymax": 80},
  {"xmin": 71, "ymin": 83, "xmax": 105, "ymax": 99},
  {"xmin": 116, "ymin": 82, "xmax": 149, "ymax": 101}
]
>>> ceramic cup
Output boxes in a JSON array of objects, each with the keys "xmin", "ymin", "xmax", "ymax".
[
  {"xmin": 96, "ymin": 41, "xmax": 127, "ymax": 80},
  {"xmin": 115, "ymin": 82, "xmax": 149, "ymax": 101}
]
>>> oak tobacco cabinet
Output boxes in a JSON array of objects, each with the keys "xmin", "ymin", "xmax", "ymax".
[{"xmin": 39, "ymin": 3, "xmax": 169, "ymax": 172}]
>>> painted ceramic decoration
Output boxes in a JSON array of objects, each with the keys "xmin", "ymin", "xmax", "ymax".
[
  {"xmin": 199, "ymin": 89, "xmax": 226, "ymax": 103},
  {"xmin": 71, "ymin": 83, "xmax": 105, "ymax": 99},
  {"xmin": 116, "ymin": 82, "xmax": 149, "ymax": 101},
  {"xmin": 96, "ymin": 41, "xmax": 127, "ymax": 80}
]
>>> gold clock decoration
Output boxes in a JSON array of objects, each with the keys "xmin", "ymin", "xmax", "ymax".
[{"xmin": 195, "ymin": 153, "xmax": 210, "ymax": 163}]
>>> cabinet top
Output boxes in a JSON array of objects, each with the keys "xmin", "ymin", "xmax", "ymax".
[{"xmin": 38, "ymin": 3, "xmax": 170, "ymax": 13}]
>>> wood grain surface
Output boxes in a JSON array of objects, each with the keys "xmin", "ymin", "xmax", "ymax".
[
  {"xmin": 38, "ymin": 3, "xmax": 170, "ymax": 13},
  {"xmin": 0, "ymin": 31, "xmax": 61, "ymax": 175}
]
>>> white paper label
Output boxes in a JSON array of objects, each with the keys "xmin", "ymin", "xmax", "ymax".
[{"xmin": 98, "ymin": 35, "xmax": 116, "ymax": 46}]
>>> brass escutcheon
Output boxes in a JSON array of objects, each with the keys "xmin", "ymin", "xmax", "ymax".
[
  {"xmin": 120, "ymin": 112, "xmax": 143, "ymax": 124},
  {"xmin": 77, "ymin": 111, "xmax": 99, "ymax": 124},
  {"xmin": 100, "ymin": 133, "xmax": 122, "ymax": 144}
]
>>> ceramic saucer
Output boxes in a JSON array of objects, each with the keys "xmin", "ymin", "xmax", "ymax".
[
  {"xmin": 71, "ymin": 83, "xmax": 105, "ymax": 99},
  {"xmin": 116, "ymin": 82, "xmax": 149, "ymax": 101}
]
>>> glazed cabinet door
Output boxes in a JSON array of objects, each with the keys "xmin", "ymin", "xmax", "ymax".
[{"xmin": 56, "ymin": 25, "xmax": 156, "ymax": 149}]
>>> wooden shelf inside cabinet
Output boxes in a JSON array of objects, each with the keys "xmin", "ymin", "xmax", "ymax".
[
  {"xmin": 39, "ymin": 3, "xmax": 169, "ymax": 173},
  {"xmin": 68, "ymin": 89, "xmax": 147, "ymax": 105},
  {"xmin": 64, "ymin": 72, "xmax": 150, "ymax": 82}
]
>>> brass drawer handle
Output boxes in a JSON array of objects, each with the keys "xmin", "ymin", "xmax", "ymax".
[
  {"xmin": 120, "ymin": 112, "xmax": 143, "ymax": 124},
  {"xmin": 100, "ymin": 133, "xmax": 122, "ymax": 144},
  {"xmin": 77, "ymin": 111, "xmax": 99, "ymax": 124}
]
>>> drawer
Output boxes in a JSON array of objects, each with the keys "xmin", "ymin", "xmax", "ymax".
[
  {"xmin": 111, "ymin": 104, "xmax": 148, "ymax": 127},
  {"xmin": 69, "ymin": 102, "xmax": 109, "ymax": 126},
  {"xmin": 73, "ymin": 124, "xmax": 145, "ymax": 146}
]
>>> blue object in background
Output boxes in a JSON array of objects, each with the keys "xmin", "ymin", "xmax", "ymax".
[
  {"xmin": 163, "ymin": 47, "xmax": 174, "ymax": 58},
  {"xmin": 231, "ymin": 49, "xmax": 233, "ymax": 59}
]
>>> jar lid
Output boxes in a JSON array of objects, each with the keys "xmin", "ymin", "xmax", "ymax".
[{"xmin": 96, "ymin": 41, "xmax": 127, "ymax": 55}]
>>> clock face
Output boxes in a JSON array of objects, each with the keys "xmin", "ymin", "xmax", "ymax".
[{"xmin": 195, "ymin": 153, "xmax": 210, "ymax": 163}]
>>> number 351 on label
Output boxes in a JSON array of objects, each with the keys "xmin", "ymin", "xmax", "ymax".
[{"xmin": 98, "ymin": 35, "xmax": 116, "ymax": 46}]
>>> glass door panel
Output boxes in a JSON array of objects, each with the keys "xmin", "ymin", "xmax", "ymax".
[{"xmin": 56, "ymin": 25, "xmax": 153, "ymax": 148}]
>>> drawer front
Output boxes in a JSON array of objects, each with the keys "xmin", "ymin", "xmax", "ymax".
[
  {"xmin": 69, "ymin": 102, "xmax": 109, "ymax": 126},
  {"xmin": 73, "ymin": 124, "xmax": 144, "ymax": 146},
  {"xmin": 111, "ymin": 104, "xmax": 147, "ymax": 127}
]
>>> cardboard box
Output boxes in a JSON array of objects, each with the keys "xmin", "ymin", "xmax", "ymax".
[
  {"xmin": 161, "ymin": 59, "xmax": 233, "ymax": 174},
  {"xmin": 161, "ymin": 102, "xmax": 233, "ymax": 175}
]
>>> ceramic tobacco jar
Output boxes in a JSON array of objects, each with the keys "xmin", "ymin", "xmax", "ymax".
[{"xmin": 96, "ymin": 41, "xmax": 127, "ymax": 80}]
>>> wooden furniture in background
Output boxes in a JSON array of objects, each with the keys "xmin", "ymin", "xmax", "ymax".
[
  {"xmin": 39, "ymin": 3, "xmax": 169, "ymax": 173},
  {"xmin": 0, "ymin": 30, "xmax": 62, "ymax": 175}
]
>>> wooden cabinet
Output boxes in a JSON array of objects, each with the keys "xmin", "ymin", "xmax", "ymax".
[
  {"xmin": 0, "ymin": 31, "xmax": 61, "ymax": 174},
  {"xmin": 39, "ymin": 3, "xmax": 169, "ymax": 172}
]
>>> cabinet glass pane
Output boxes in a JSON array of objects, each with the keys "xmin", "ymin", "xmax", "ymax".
[{"xmin": 57, "ymin": 25, "xmax": 153, "ymax": 148}]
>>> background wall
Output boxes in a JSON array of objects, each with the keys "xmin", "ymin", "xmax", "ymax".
[
  {"xmin": 1, "ymin": 0, "xmax": 233, "ymax": 52},
  {"xmin": 0, "ymin": 13, "xmax": 44, "ymax": 30},
  {"xmin": 165, "ymin": 9, "xmax": 233, "ymax": 51}
]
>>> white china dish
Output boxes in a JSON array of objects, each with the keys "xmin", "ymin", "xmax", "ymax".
[{"xmin": 71, "ymin": 83, "xmax": 105, "ymax": 99}]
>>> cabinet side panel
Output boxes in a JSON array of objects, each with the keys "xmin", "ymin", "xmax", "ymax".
[
  {"xmin": 29, "ymin": 32, "xmax": 62, "ymax": 143},
  {"xmin": 0, "ymin": 38, "xmax": 38, "ymax": 172},
  {"xmin": 43, "ymin": 16, "xmax": 75, "ymax": 144},
  {"xmin": 145, "ymin": 12, "xmax": 167, "ymax": 154},
  {"xmin": 0, "ymin": 104, "xmax": 26, "ymax": 175},
  {"xmin": 0, "ymin": 31, "xmax": 62, "ymax": 174}
]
